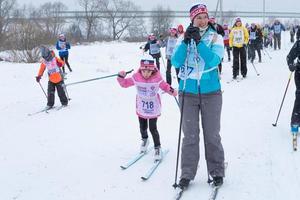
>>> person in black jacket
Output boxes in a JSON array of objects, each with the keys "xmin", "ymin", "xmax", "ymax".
[
  {"xmin": 287, "ymin": 39, "xmax": 300, "ymax": 130},
  {"xmin": 248, "ymin": 23, "xmax": 263, "ymax": 63},
  {"xmin": 143, "ymin": 34, "xmax": 162, "ymax": 70},
  {"xmin": 296, "ymin": 25, "xmax": 300, "ymax": 41}
]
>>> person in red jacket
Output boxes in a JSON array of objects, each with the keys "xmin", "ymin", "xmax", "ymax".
[
  {"xmin": 223, "ymin": 24, "xmax": 231, "ymax": 61},
  {"xmin": 36, "ymin": 47, "xmax": 68, "ymax": 109}
]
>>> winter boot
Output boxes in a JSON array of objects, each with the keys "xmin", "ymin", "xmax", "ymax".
[
  {"xmin": 178, "ymin": 178, "xmax": 190, "ymax": 190},
  {"xmin": 212, "ymin": 176, "xmax": 223, "ymax": 187},
  {"xmin": 154, "ymin": 147, "xmax": 162, "ymax": 161},
  {"xmin": 140, "ymin": 138, "xmax": 149, "ymax": 153}
]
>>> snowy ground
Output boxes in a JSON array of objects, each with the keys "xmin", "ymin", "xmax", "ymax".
[{"xmin": 1, "ymin": 32, "xmax": 300, "ymax": 200}]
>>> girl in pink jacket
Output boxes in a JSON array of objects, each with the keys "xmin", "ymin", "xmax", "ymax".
[{"xmin": 117, "ymin": 58, "xmax": 177, "ymax": 161}]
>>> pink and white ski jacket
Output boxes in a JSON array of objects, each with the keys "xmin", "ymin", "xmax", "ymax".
[{"xmin": 117, "ymin": 70, "xmax": 173, "ymax": 119}]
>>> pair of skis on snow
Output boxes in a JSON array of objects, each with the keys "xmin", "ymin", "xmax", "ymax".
[
  {"xmin": 120, "ymin": 147, "xmax": 169, "ymax": 180},
  {"xmin": 174, "ymin": 162, "xmax": 228, "ymax": 200},
  {"xmin": 226, "ymin": 77, "xmax": 245, "ymax": 84},
  {"xmin": 174, "ymin": 184, "xmax": 222, "ymax": 200},
  {"xmin": 27, "ymin": 105, "xmax": 67, "ymax": 116}
]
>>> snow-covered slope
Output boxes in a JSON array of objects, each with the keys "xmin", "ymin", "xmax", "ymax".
[{"xmin": 1, "ymin": 33, "xmax": 300, "ymax": 200}]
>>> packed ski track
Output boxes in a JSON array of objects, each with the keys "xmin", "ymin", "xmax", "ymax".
[{"xmin": 1, "ymin": 33, "xmax": 300, "ymax": 200}]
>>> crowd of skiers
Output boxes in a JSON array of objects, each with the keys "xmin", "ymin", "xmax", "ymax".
[{"xmin": 32, "ymin": 3, "xmax": 300, "ymax": 194}]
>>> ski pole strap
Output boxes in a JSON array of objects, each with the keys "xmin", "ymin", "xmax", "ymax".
[{"xmin": 66, "ymin": 69, "xmax": 134, "ymax": 86}]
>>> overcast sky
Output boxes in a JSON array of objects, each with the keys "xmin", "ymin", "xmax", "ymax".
[{"xmin": 18, "ymin": 0, "xmax": 299, "ymax": 12}]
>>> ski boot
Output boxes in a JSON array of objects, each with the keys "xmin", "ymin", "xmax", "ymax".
[
  {"xmin": 178, "ymin": 178, "xmax": 190, "ymax": 190},
  {"xmin": 212, "ymin": 176, "xmax": 223, "ymax": 187},
  {"xmin": 140, "ymin": 138, "xmax": 149, "ymax": 153},
  {"xmin": 154, "ymin": 147, "xmax": 162, "ymax": 161}
]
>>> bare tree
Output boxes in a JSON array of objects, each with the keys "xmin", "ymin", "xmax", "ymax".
[
  {"xmin": 126, "ymin": 16, "xmax": 147, "ymax": 41},
  {"xmin": 35, "ymin": 1, "xmax": 67, "ymax": 42},
  {"xmin": 0, "ymin": 0, "xmax": 17, "ymax": 49},
  {"xmin": 78, "ymin": 0, "xmax": 107, "ymax": 41},
  {"xmin": 5, "ymin": 5, "xmax": 44, "ymax": 63},
  {"xmin": 103, "ymin": 0, "xmax": 140, "ymax": 40},
  {"xmin": 150, "ymin": 5, "xmax": 173, "ymax": 37}
]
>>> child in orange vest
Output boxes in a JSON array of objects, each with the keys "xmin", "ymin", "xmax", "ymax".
[{"xmin": 36, "ymin": 47, "xmax": 68, "ymax": 109}]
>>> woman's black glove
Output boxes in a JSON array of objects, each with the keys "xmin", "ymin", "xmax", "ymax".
[{"xmin": 184, "ymin": 25, "xmax": 201, "ymax": 45}]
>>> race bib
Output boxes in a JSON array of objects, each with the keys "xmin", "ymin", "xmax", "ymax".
[
  {"xmin": 178, "ymin": 52, "xmax": 205, "ymax": 80},
  {"xmin": 166, "ymin": 38, "xmax": 177, "ymax": 57},
  {"xmin": 58, "ymin": 41, "xmax": 67, "ymax": 51},
  {"xmin": 233, "ymin": 29, "xmax": 244, "ymax": 45},
  {"xmin": 274, "ymin": 25, "xmax": 281, "ymax": 34},
  {"xmin": 135, "ymin": 81, "xmax": 161, "ymax": 117},
  {"xmin": 45, "ymin": 59, "xmax": 60, "ymax": 75},
  {"xmin": 223, "ymin": 30, "xmax": 230, "ymax": 40},
  {"xmin": 249, "ymin": 31, "xmax": 256, "ymax": 40},
  {"xmin": 150, "ymin": 43, "xmax": 160, "ymax": 54}
]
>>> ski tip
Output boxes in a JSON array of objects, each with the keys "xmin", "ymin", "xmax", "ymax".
[
  {"xmin": 272, "ymin": 123, "xmax": 277, "ymax": 127},
  {"xmin": 141, "ymin": 176, "xmax": 148, "ymax": 181}
]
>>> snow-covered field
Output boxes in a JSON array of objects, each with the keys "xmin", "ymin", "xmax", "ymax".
[{"xmin": 1, "ymin": 32, "xmax": 300, "ymax": 200}]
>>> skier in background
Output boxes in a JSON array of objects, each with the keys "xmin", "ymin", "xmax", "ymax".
[
  {"xmin": 229, "ymin": 17, "xmax": 249, "ymax": 79},
  {"xmin": 248, "ymin": 23, "xmax": 263, "ymax": 63},
  {"xmin": 290, "ymin": 25, "xmax": 295, "ymax": 43},
  {"xmin": 271, "ymin": 19, "xmax": 285, "ymax": 50},
  {"xmin": 223, "ymin": 24, "xmax": 231, "ymax": 62},
  {"xmin": 161, "ymin": 27, "xmax": 179, "ymax": 85},
  {"xmin": 36, "ymin": 47, "xmax": 68, "ymax": 109},
  {"xmin": 143, "ymin": 34, "xmax": 162, "ymax": 70},
  {"xmin": 56, "ymin": 33, "xmax": 72, "ymax": 74},
  {"xmin": 117, "ymin": 58, "xmax": 177, "ymax": 161},
  {"xmin": 176, "ymin": 24, "xmax": 185, "ymax": 45}
]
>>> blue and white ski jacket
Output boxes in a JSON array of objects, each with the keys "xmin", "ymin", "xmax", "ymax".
[{"xmin": 171, "ymin": 26, "xmax": 224, "ymax": 94}]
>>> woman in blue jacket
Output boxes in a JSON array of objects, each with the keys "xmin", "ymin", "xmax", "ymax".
[
  {"xmin": 56, "ymin": 33, "xmax": 72, "ymax": 74},
  {"xmin": 172, "ymin": 3, "xmax": 225, "ymax": 189}
]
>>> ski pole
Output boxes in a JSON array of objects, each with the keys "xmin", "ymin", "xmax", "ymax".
[
  {"xmin": 272, "ymin": 72, "xmax": 293, "ymax": 127},
  {"xmin": 174, "ymin": 96, "xmax": 180, "ymax": 108},
  {"xmin": 38, "ymin": 82, "xmax": 48, "ymax": 99},
  {"xmin": 264, "ymin": 49, "xmax": 272, "ymax": 59},
  {"xmin": 251, "ymin": 62, "xmax": 260, "ymax": 76},
  {"xmin": 62, "ymin": 82, "xmax": 71, "ymax": 101},
  {"xmin": 66, "ymin": 69, "xmax": 134, "ymax": 87},
  {"xmin": 173, "ymin": 91, "xmax": 185, "ymax": 189},
  {"xmin": 173, "ymin": 42, "xmax": 191, "ymax": 188}
]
